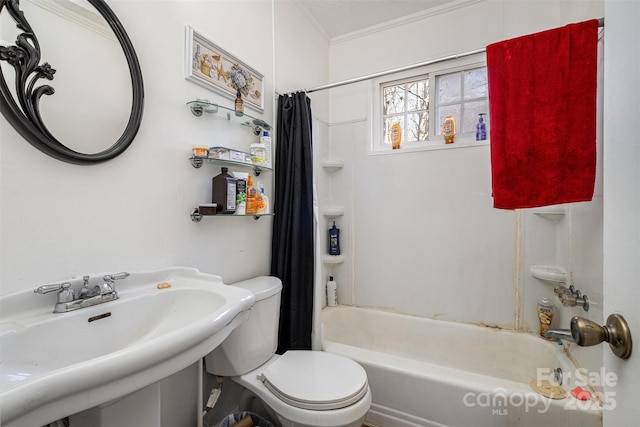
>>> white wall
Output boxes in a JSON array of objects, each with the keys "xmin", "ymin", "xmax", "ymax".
[
  {"xmin": 1, "ymin": 1, "xmax": 278, "ymax": 295},
  {"xmin": 323, "ymin": 0, "xmax": 605, "ymax": 341}
]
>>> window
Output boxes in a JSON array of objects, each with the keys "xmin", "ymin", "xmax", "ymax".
[
  {"xmin": 371, "ymin": 57, "xmax": 489, "ymax": 154},
  {"xmin": 382, "ymin": 77, "xmax": 430, "ymax": 145},
  {"xmin": 436, "ymin": 68, "xmax": 488, "ymax": 137}
]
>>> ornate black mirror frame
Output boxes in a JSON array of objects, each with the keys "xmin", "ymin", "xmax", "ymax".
[{"xmin": 0, "ymin": 0, "xmax": 144, "ymax": 165}]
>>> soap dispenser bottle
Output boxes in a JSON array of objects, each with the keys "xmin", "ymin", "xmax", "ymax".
[
  {"xmin": 329, "ymin": 221, "xmax": 341, "ymax": 255},
  {"xmin": 256, "ymin": 181, "xmax": 269, "ymax": 214},
  {"xmin": 476, "ymin": 113, "xmax": 487, "ymax": 141}
]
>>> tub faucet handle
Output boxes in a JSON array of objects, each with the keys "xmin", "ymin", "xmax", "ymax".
[{"xmin": 554, "ymin": 285, "xmax": 589, "ymax": 311}]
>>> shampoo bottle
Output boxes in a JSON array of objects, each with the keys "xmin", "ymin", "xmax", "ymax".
[
  {"xmin": 327, "ymin": 276, "xmax": 337, "ymax": 307},
  {"xmin": 211, "ymin": 167, "xmax": 236, "ymax": 214},
  {"xmin": 443, "ymin": 115, "xmax": 456, "ymax": 144},
  {"xmin": 329, "ymin": 221, "xmax": 341, "ymax": 255}
]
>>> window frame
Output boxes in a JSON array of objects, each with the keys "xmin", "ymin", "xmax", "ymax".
[{"xmin": 369, "ymin": 54, "xmax": 488, "ymax": 155}]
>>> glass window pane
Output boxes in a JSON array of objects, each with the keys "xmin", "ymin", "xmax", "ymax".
[
  {"xmin": 437, "ymin": 105, "xmax": 460, "ymax": 135},
  {"xmin": 406, "ymin": 112, "xmax": 428, "ymax": 142},
  {"xmin": 462, "ymin": 100, "xmax": 489, "ymax": 133},
  {"xmin": 407, "ymin": 80, "xmax": 429, "ymax": 112},
  {"xmin": 463, "ymin": 68, "xmax": 488, "ymax": 100},
  {"xmin": 383, "ymin": 85, "xmax": 405, "ymax": 115},
  {"xmin": 438, "ymin": 73, "xmax": 461, "ymax": 104},
  {"xmin": 383, "ymin": 116, "xmax": 403, "ymax": 146}
]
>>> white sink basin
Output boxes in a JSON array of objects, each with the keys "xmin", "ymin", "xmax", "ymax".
[{"xmin": 0, "ymin": 267, "xmax": 255, "ymax": 427}]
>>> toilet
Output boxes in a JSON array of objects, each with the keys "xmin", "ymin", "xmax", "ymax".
[{"xmin": 205, "ymin": 276, "xmax": 371, "ymax": 427}]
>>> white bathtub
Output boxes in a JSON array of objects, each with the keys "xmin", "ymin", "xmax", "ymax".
[{"xmin": 321, "ymin": 306, "xmax": 601, "ymax": 427}]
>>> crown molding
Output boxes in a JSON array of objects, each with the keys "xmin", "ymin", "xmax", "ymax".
[
  {"xmin": 330, "ymin": 0, "xmax": 484, "ymax": 45},
  {"xmin": 27, "ymin": 0, "xmax": 116, "ymax": 41},
  {"xmin": 291, "ymin": 0, "xmax": 331, "ymax": 43}
]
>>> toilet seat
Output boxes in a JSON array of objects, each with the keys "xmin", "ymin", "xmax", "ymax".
[{"xmin": 257, "ymin": 351, "xmax": 368, "ymax": 410}]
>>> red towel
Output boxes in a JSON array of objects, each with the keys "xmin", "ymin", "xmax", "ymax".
[{"xmin": 487, "ymin": 20, "xmax": 598, "ymax": 210}]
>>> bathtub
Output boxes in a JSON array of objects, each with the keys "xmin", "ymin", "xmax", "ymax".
[{"xmin": 321, "ymin": 306, "xmax": 601, "ymax": 427}]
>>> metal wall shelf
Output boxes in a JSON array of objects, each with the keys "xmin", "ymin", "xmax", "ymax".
[
  {"xmin": 187, "ymin": 99, "xmax": 271, "ymax": 135},
  {"xmin": 190, "ymin": 208, "xmax": 273, "ymax": 222}
]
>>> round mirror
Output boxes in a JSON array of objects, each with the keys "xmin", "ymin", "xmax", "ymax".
[{"xmin": 0, "ymin": 0, "xmax": 144, "ymax": 164}]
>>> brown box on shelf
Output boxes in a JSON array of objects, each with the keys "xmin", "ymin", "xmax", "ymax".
[{"xmin": 199, "ymin": 203, "xmax": 217, "ymax": 215}]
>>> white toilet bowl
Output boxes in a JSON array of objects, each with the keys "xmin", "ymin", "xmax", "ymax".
[{"xmin": 232, "ymin": 351, "xmax": 371, "ymax": 427}]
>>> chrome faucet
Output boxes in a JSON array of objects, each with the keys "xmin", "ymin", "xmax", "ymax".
[
  {"xmin": 78, "ymin": 275, "xmax": 100, "ymax": 299},
  {"xmin": 544, "ymin": 328, "xmax": 575, "ymax": 342},
  {"xmin": 34, "ymin": 272, "xmax": 129, "ymax": 313},
  {"xmin": 545, "ymin": 314, "xmax": 632, "ymax": 360}
]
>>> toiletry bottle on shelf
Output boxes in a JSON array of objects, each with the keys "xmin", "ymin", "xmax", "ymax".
[
  {"xmin": 255, "ymin": 183, "xmax": 264, "ymax": 215},
  {"xmin": 256, "ymin": 182, "xmax": 269, "ymax": 215},
  {"xmin": 260, "ymin": 131, "xmax": 272, "ymax": 168},
  {"xmin": 443, "ymin": 115, "xmax": 456, "ymax": 144},
  {"xmin": 327, "ymin": 276, "xmax": 337, "ymax": 307},
  {"xmin": 235, "ymin": 176, "xmax": 247, "ymax": 215},
  {"xmin": 211, "ymin": 167, "xmax": 236, "ymax": 214},
  {"xmin": 476, "ymin": 113, "xmax": 487, "ymax": 141},
  {"xmin": 538, "ymin": 297, "xmax": 555, "ymax": 339},
  {"xmin": 235, "ymin": 90, "xmax": 243, "ymax": 116},
  {"xmin": 250, "ymin": 143, "xmax": 266, "ymax": 165},
  {"xmin": 245, "ymin": 175, "xmax": 258, "ymax": 215},
  {"xmin": 329, "ymin": 221, "xmax": 341, "ymax": 255}
]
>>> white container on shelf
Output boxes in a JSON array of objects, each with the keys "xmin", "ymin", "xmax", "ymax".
[
  {"xmin": 260, "ymin": 131, "xmax": 272, "ymax": 168},
  {"xmin": 327, "ymin": 276, "xmax": 337, "ymax": 307},
  {"xmin": 250, "ymin": 143, "xmax": 266, "ymax": 165}
]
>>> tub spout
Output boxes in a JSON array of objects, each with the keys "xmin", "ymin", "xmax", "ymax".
[{"xmin": 544, "ymin": 329, "xmax": 575, "ymax": 342}]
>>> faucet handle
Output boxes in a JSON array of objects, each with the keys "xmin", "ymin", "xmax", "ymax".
[
  {"xmin": 34, "ymin": 283, "xmax": 65, "ymax": 294},
  {"xmin": 102, "ymin": 272, "xmax": 129, "ymax": 293},
  {"xmin": 34, "ymin": 282, "xmax": 75, "ymax": 303},
  {"xmin": 103, "ymin": 272, "xmax": 130, "ymax": 282},
  {"xmin": 554, "ymin": 285, "xmax": 589, "ymax": 311}
]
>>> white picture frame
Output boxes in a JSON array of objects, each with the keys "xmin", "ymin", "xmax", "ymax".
[{"xmin": 185, "ymin": 25, "xmax": 264, "ymax": 113}]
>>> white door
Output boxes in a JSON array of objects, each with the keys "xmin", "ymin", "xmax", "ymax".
[{"xmin": 602, "ymin": 1, "xmax": 640, "ymax": 425}]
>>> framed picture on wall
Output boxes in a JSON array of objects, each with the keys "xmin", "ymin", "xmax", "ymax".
[{"xmin": 185, "ymin": 25, "xmax": 264, "ymax": 113}]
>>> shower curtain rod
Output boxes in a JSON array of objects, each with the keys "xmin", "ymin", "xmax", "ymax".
[{"xmin": 303, "ymin": 17, "xmax": 604, "ymax": 94}]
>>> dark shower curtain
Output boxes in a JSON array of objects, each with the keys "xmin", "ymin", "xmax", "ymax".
[{"xmin": 271, "ymin": 92, "xmax": 314, "ymax": 353}]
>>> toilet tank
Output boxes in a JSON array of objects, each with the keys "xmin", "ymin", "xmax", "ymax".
[{"xmin": 205, "ymin": 276, "xmax": 282, "ymax": 376}]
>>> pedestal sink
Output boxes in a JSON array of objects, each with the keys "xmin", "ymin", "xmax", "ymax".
[{"xmin": 0, "ymin": 267, "xmax": 255, "ymax": 427}]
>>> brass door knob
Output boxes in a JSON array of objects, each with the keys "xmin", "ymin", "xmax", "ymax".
[{"xmin": 570, "ymin": 314, "xmax": 632, "ymax": 359}]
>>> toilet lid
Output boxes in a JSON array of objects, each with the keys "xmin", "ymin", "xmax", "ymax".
[{"xmin": 259, "ymin": 351, "xmax": 368, "ymax": 411}]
